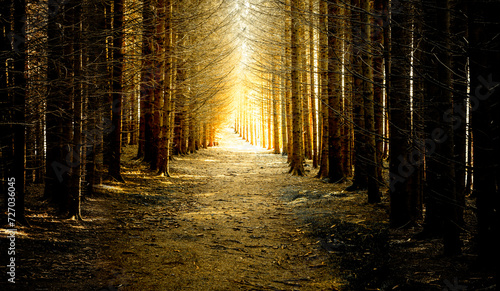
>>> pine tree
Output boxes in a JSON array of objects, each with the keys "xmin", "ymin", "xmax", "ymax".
[{"xmin": 289, "ymin": 0, "xmax": 306, "ymax": 176}]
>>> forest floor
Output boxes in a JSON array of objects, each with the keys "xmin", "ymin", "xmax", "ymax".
[{"xmin": 1, "ymin": 128, "xmax": 495, "ymax": 290}]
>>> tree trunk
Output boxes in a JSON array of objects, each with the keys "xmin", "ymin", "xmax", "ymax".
[
  {"xmin": 267, "ymin": 84, "xmax": 272, "ymax": 150},
  {"xmin": 285, "ymin": 0, "xmax": 293, "ymax": 162},
  {"xmin": 289, "ymin": 0, "xmax": 305, "ymax": 176},
  {"xmin": 387, "ymin": 0, "xmax": 415, "ymax": 227},
  {"xmin": 373, "ymin": 0, "xmax": 386, "ymax": 182},
  {"xmin": 272, "ymin": 66, "xmax": 281, "ymax": 154},
  {"xmin": 108, "ymin": 0, "xmax": 125, "ymax": 182},
  {"xmin": 309, "ymin": 0, "xmax": 318, "ymax": 168},
  {"xmin": 302, "ymin": 23, "xmax": 312, "ymax": 160},
  {"xmin": 84, "ymin": 0, "xmax": 107, "ymax": 196},
  {"xmin": 137, "ymin": 0, "xmax": 154, "ymax": 160},
  {"xmin": 361, "ymin": 0, "xmax": 381, "ymax": 203},
  {"xmin": 45, "ymin": 0, "xmax": 73, "ymax": 213},
  {"xmin": 316, "ymin": 0, "xmax": 329, "ymax": 179},
  {"xmin": 280, "ymin": 56, "xmax": 288, "ymax": 155},
  {"xmin": 69, "ymin": 1, "xmax": 83, "ymax": 220},
  {"xmin": 327, "ymin": 0, "xmax": 345, "ymax": 183},
  {"xmin": 150, "ymin": 0, "xmax": 167, "ymax": 171},
  {"xmin": 451, "ymin": 0, "xmax": 468, "ymax": 225},
  {"xmin": 157, "ymin": 0, "xmax": 173, "ymax": 177},
  {"xmin": 261, "ymin": 84, "xmax": 266, "ymax": 148},
  {"xmin": 347, "ymin": 0, "xmax": 368, "ymax": 190},
  {"xmin": 421, "ymin": 0, "xmax": 461, "ymax": 255}
]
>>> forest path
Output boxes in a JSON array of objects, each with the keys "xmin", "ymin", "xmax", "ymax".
[
  {"xmin": 97, "ymin": 128, "xmax": 351, "ymax": 290},
  {"xmin": 3, "ymin": 129, "xmax": 475, "ymax": 291}
]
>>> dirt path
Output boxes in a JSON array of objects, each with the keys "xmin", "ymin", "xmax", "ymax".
[
  {"xmin": 2, "ymin": 128, "xmax": 490, "ymax": 291},
  {"xmin": 2, "ymin": 128, "xmax": 391, "ymax": 291},
  {"xmin": 98, "ymin": 128, "xmax": 349, "ymax": 290}
]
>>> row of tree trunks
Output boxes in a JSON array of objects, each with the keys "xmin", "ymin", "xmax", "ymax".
[
  {"xmin": 4, "ymin": 0, "xmax": 497, "ymax": 267},
  {"xmin": 1, "ymin": 0, "xmax": 237, "ymax": 225},
  {"xmin": 0, "ymin": 0, "xmax": 27, "ymax": 224},
  {"xmin": 232, "ymin": 0, "xmax": 499, "ymax": 258}
]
